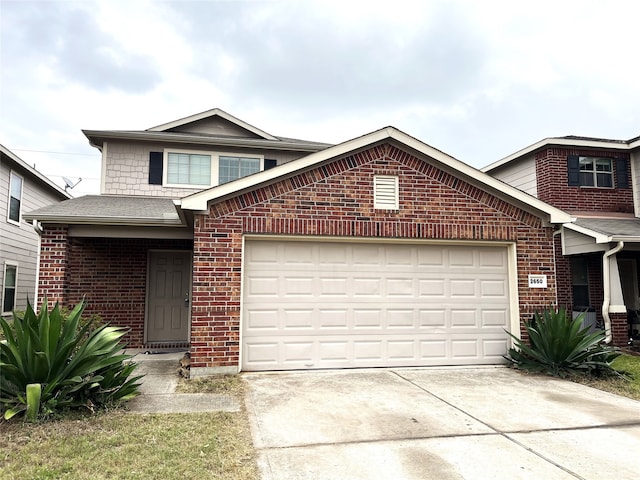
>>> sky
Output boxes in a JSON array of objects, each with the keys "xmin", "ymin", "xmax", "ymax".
[{"xmin": 2, "ymin": 0, "xmax": 639, "ymax": 197}]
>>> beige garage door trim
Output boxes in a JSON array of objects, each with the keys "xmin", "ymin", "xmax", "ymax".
[{"xmin": 241, "ymin": 237, "xmax": 517, "ymax": 371}]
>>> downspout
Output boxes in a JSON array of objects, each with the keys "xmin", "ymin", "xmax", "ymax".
[{"xmin": 602, "ymin": 241, "xmax": 624, "ymax": 344}]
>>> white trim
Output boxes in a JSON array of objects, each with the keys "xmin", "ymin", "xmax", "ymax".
[
  {"xmin": 7, "ymin": 170, "xmax": 24, "ymax": 226},
  {"xmin": 2, "ymin": 261, "xmax": 18, "ymax": 315},
  {"xmin": 181, "ymin": 127, "xmax": 572, "ymax": 224},
  {"xmin": 483, "ymin": 136, "xmax": 636, "ymax": 173},
  {"xmin": 562, "ymin": 222, "xmax": 640, "ymax": 244},
  {"xmin": 163, "ymin": 148, "xmax": 264, "ymax": 189},
  {"xmin": 146, "ymin": 108, "xmax": 278, "ymax": 140}
]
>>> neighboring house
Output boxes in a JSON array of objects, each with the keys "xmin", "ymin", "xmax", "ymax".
[
  {"xmin": 24, "ymin": 109, "xmax": 571, "ymax": 376},
  {"xmin": 484, "ymin": 135, "xmax": 640, "ymax": 346},
  {"xmin": 0, "ymin": 145, "xmax": 71, "ymax": 316}
]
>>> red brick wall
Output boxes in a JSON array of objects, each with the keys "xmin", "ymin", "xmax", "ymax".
[
  {"xmin": 191, "ymin": 143, "xmax": 560, "ymax": 369},
  {"xmin": 535, "ymin": 147, "xmax": 632, "ymax": 213},
  {"xmin": 37, "ymin": 232, "xmax": 192, "ymax": 347}
]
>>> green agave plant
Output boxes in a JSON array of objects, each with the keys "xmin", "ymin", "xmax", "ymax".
[
  {"xmin": 0, "ymin": 299, "xmax": 143, "ymax": 421},
  {"xmin": 505, "ymin": 307, "xmax": 621, "ymax": 377}
]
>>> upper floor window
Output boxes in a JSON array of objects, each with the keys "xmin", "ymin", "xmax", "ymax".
[
  {"xmin": 579, "ymin": 157, "xmax": 612, "ymax": 188},
  {"xmin": 567, "ymin": 155, "xmax": 628, "ymax": 189},
  {"xmin": 160, "ymin": 150, "xmax": 263, "ymax": 188},
  {"xmin": 167, "ymin": 153, "xmax": 211, "ymax": 186},
  {"xmin": 8, "ymin": 171, "xmax": 23, "ymax": 224}
]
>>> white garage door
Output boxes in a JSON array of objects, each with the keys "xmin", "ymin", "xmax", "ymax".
[{"xmin": 242, "ymin": 240, "xmax": 512, "ymax": 371}]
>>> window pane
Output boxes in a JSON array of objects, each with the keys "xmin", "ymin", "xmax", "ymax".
[
  {"xmin": 167, "ymin": 153, "xmax": 211, "ymax": 185},
  {"xmin": 579, "ymin": 158, "xmax": 594, "ymax": 171},
  {"xmin": 10, "ymin": 174, "xmax": 22, "ymax": 198},
  {"xmin": 596, "ymin": 172, "xmax": 613, "ymax": 188},
  {"xmin": 219, "ymin": 156, "xmax": 260, "ymax": 184},
  {"xmin": 9, "ymin": 197, "xmax": 21, "ymax": 222},
  {"xmin": 595, "ymin": 159, "xmax": 612, "ymax": 172},
  {"xmin": 579, "ymin": 172, "xmax": 594, "ymax": 186},
  {"xmin": 3, "ymin": 265, "xmax": 17, "ymax": 312}
]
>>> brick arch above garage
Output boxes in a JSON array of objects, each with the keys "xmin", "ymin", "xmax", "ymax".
[{"xmin": 190, "ymin": 142, "xmax": 557, "ymax": 372}]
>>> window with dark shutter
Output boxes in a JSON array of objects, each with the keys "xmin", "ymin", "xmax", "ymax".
[
  {"xmin": 616, "ymin": 158, "xmax": 629, "ymax": 189},
  {"xmin": 567, "ymin": 155, "xmax": 580, "ymax": 186},
  {"xmin": 149, "ymin": 152, "xmax": 163, "ymax": 185}
]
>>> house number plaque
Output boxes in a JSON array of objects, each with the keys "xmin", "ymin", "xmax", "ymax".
[{"xmin": 528, "ymin": 274, "xmax": 547, "ymax": 288}]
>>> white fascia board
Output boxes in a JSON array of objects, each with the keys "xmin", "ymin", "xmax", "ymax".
[
  {"xmin": 482, "ymin": 137, "xmax": 632, "ymax": 173},
  {"xmin": 0, "ymin": 144, "xmax": 72, "ymax": 199},
  {"xmin": 181, "ymin": 126, "xmax": 572, "ymax": 224},
  {"xmin": 146, "ymin": 108, "xmax": 278, "ymax": 140},
  {"xmin": 81, "ymin": 130, "xmax": 329, "ymax": 152},
  {"xmin": 21, "ymin": 213, "xmax": 185, "ymax": 227}
]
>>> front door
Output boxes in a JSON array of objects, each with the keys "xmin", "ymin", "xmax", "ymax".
[{"xmin": 146, "ymin": 251, "xmax": 192, "ymax": 343}]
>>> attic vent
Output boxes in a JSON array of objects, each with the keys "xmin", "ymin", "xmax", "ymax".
[{"xmin": 374, "ymin": 175, "xmax": 399, "ymax": 210}]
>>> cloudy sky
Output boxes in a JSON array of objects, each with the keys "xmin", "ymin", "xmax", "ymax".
[{"xmin": 2, "ymin": 0, "xmax": 639, "ymax": 196}]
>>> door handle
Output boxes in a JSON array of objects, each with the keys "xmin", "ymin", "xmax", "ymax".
[{"xmin": 184, "ymin": 292, "xmax": 190, "ymax": 307}]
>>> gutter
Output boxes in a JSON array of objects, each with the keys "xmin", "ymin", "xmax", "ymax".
[{"xmin": 602, "ymin": 241, "xmax": 624, "ymax": 344}]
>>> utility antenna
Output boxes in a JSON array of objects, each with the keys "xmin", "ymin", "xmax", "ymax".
[{"xmin": 62, "ymin": 176, "xmax": 83, "ymax": 192}]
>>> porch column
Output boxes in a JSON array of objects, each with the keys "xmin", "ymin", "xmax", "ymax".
[{"xmin": 37, "ymin": 225, "xmax": 70, "ymax": 306}]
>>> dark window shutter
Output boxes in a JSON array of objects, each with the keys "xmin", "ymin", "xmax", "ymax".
[
  {"xmin": 615, "ymin": 158, "xmax": 629, "ymax": 189},
  {"xmin": 264, "ymin": 159, "xmax": 277, "ymax": 170},
  {"xmin": 567, "ymin": 155, "xmax": 580, "ymax": 186},
  {"xmin": 149, "ymin": 152, "xmax": 163, "ymax": 185}
]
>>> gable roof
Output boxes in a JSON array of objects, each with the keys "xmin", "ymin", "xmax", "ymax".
[
  {"xmin": 146, "ymin": 108, "xmax": 278, "ymax": 140},
  {"xmin": 83, "ymin": 108, "xmax": 332, "ymax": 153},
  {"xmin": 0, "ymin": 144, "xmax": 71, "ymax": 200},
  {"xmin": 483, "ymin": 134, "xmax": 640, "ymax": 173},
  {"xmin": 180, "ymin": 126, "xmax": 571, "ymax": 224}
]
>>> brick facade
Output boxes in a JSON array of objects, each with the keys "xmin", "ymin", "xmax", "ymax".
[
  {"xmin": 535, "ymin": 147, "xmax": 632, "ymax": 213},
  {"xmin": 38, "ymin": 233, "xmax": 192, "ymax": 347},
  {"xmin": 191, "ymin": 143, "xmax": 560, "ymax": 369}
]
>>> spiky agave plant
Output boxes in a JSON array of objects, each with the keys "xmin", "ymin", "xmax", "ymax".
[
  {"xmin": 0, "ymin": 299, "xmax": 142, "ymax": 420},
  {"xmin": 505, "ymin": 307, "xmax": 621, "ymax": 377}
]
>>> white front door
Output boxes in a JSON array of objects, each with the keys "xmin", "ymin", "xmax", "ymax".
[
  {"xmin": 146, "ymin": 251, "xmax": 191, "ymax": 343},
  {"xmin": 242, "ymin": 240, "xmax": 512, "ymax": 371}
]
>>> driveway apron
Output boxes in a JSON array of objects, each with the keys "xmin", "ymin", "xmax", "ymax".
[{"xmin": 244, "ymin": 367, "xmax": 640, "ymax": 480}]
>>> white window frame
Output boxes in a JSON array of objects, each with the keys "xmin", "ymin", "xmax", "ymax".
[
  {"xmin": 7, "ymin": 171, "xmax": 24, "ymax": 225},
  {"xmin": 578, "ymin": 156, "xmax": 613, "ymax": 188},
  {"xmin": 374, "ymin": 175, "xmax": 399, "ymax": 210},
  {"xmin": 2, "ymin": 261, "xmax": 18, "ymax": 314},
  {"xmin": 162, "ymin": 149, "xmax": 264, "ymax": 189}
]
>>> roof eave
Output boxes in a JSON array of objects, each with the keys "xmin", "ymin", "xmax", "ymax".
[
  {"xmin": 82, "ymin": 130, "xmax": 331, "ymax": 152},
  {"xmin": 22, "ymin": 214, "xmax": 186, "ymax": 227},
  {"xmin": 483, "ymin": 137, "xmax": 634, "ymax": 173}
]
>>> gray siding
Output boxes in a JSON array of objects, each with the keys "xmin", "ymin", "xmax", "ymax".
[
  {"xmin": 102, "ymin": 140, "xmax": 307, "ymax": 196},
  {"xmin": 562, "ymin": 228, "xmax": 607, "ymax": 255},
  {"xmin": 0, "ymin": 157, "xmax": 67, "ymax": 313},
  {"xmin": 487, "ymin": 155, "xmax": 538, "ymax": 197}
]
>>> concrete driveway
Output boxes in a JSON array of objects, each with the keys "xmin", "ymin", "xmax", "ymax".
[{"xmin": 244, "ymin": 367, "xmax": 640, "ymax": 480}]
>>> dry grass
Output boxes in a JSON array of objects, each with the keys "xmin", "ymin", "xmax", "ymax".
[
  {"xmin": 0, "ymin": 375, "xmax": 258, "ymax": 480},
  {"xmin": 570, "ymin": 352, "xmax": 640, "ymax": 401},
  {"xmin": 176, "ymin": 374, "xmax": 246, "ymax": 397}
]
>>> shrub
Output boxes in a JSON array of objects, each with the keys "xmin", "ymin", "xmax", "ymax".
[
  {"xmin": 505, "ymin": 307, "xmax": 621, "ymax": 377},
  {"xmin": 0, "ymin": 299, "xmax": 142, "ymax": 421}
]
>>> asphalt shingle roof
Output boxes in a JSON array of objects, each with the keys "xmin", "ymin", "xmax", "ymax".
[{"xmin": 24, "ymin": 195, "xmax": 184, "ymax": 225}]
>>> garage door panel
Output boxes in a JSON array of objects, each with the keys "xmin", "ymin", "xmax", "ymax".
[{"xmin": 242, "ymin": 241, "xmax": 512, "ymax": 370}]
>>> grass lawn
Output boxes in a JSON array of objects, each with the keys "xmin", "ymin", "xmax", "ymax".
[
  {"xmin": 571, "ymin": 352, "xmax": 640, "ymax": 401},
  {"xmin": 0, "ymin": 376, "xmax": 258, "ymax": 480}
]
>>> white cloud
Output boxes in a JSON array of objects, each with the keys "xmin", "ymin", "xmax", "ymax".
[{"xmin": 1, "ymin": 0, "xmax": 639, "ymax": 195}]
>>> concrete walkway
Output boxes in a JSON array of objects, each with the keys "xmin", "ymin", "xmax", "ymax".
[
  {"xmin": 125, "ymin": 351, "xmax": 240, "ymax": 414},
  {"xmin": 244, "ymin": 367, "xmax": 640, "ymax": 480}
]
